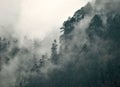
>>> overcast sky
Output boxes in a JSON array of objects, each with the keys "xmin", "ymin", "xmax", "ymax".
[{"xmin": 0, "ymin": 0, "xmax": 91, "ymax": 39}]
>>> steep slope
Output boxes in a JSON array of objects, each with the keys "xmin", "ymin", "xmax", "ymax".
[
  {"xmin": 1, "ymin": 0, "xmax": 120, "ymax": 87},
  {"xmin": 58, "ymin": 0, "xmax": 120, "ymax": 87}
]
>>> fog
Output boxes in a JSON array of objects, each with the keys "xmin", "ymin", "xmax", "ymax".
[{"xmin": 0, "ymin": 0, "xmax": 91, "ymax": 39}]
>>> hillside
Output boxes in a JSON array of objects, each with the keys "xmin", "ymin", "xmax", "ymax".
[{"xmin": 0, "ymin": 0, "xmax": 120, "ymax": 87}]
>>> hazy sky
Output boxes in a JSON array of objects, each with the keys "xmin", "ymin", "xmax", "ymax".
[{"xmin": 0, "ymin": 0, "xmax": 91, "ymax": 39}]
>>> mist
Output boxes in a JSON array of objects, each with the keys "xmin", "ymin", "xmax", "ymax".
[
  {"xmin": 16, "ymin": 0, "xmax": 91, "ymax": 39},
  {"xmin": 0, "ymin": 0, "xmax": 120, "ymax": 87},
  {"xmin": 0, "ymin": 0, "xmax": 92, "ymax": 87}
]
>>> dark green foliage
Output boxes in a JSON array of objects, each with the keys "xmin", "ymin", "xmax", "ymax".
[
  {"xmin": 73, "ymin": 2, "xmax": 92, "ymax": 22},
  {"xmin": 60, "ymin": 17, "xmax": 75, "ymax": 35},
  {"xmin": 86, "ymin": 14, "xmax": 105, "ymax": 40},
  {"xmin": 51, "ymin": 40, "xmax": 58, "ymax": 64},
  {"xmin": 107, "ymin": 14, "xmax": 120, "ymax": 42}
]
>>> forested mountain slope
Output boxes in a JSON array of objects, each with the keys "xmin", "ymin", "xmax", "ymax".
[{"xmin": 0, "ymin": 0, "xmax": 120, "ymax": 87}]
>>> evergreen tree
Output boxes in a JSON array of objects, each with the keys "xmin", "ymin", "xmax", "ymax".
[{"xmin": 51, "ymin": 40, "xmax": 58, "ymax": 64}]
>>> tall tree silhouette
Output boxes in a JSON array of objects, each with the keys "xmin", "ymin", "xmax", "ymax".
[{"xmin": 51, "ymin": 40, "xmax": 58, "ymax": 64}]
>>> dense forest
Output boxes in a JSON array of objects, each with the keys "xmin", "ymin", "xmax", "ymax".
[{"xmin": 0, "ymin": 0, "xmax": 120, "ymax": 87}]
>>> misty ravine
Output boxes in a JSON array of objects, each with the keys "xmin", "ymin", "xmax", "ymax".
[{"xmin": 0, "ymin": 0, "xmax": 120, "ymax": 87}]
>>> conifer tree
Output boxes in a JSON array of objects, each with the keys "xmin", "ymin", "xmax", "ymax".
[{"xmin": 51, "ymin": 40, "xmax": 58, "ymax": 64}]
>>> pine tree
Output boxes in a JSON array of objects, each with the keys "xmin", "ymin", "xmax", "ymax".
[{"xmin": 51, "ymin": 40, "xmax": 58, "ymax": 64}]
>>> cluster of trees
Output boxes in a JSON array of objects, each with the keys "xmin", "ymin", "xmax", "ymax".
[
  {"xmin": 58, "ymin": 5, "xmax": 120, "ymax": 87},
  {"xmin": 1, "ymin": 1, "xmax": 120, "ymax": 87},
  {"xmin": 0, "ymin": 35, "xmax": 59, "ymax": 87},
  {"xmin": 0, "ymin": 37, "xmax": 19, "ymax": 70}
]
